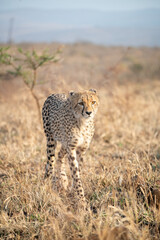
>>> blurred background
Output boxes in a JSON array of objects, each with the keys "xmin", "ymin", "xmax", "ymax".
[{"xmin": 1, "ymin": 0, "xmax": 160, "ymax": 46}]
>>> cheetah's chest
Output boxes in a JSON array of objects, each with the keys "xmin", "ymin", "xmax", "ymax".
[{"xmin": 76, "ymin": 122, "xmax": 94, "ymax": 147}]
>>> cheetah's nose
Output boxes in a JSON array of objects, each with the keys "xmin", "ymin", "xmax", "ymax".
[{"xmin": 86, "ymin": 111, "xmax": 92, "ymax": 116}]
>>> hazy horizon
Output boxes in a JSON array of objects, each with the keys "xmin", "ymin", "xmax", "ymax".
[{"xmin": 1, "ymin": 1, "xmax": 160, "ymax": 46}]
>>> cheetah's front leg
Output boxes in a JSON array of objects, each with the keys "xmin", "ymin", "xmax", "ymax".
[
  {"xmin": 67, "ymin": 147, "xmax": 86, "ymax": 208},
  {"xmin": 57, "ymin": 147, "xmax": 68, "ymax": 190},
  {"xmin": 76, "ymin": 147, "xmax": 88, "ymax": 173}
]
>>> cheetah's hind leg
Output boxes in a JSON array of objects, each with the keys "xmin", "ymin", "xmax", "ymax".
[{"xmin": 45, "ymin": 135, "xmax": 57, "ymax": 179}]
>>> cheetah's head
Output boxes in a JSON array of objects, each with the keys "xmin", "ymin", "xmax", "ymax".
[{"xmin": 69, "ymin": 89, "xmax": 99, "ymax": 119}]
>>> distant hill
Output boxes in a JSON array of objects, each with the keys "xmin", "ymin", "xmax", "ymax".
[{"xmin": 0, "ymin": 8, "xmax": 160, "ymax": 46}]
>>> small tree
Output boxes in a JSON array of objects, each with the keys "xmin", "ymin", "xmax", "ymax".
[{"xmin": 0, "ymin": 46, "xmax": 62, "ymax": 121}]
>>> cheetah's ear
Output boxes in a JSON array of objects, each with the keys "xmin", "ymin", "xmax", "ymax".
[
  {"xmin": 69, "ymin": 91, "xmax": 75, "ymax": 96},
  {"xmin": 89, "ymin": 89, "xmax": 96, "ymax": 94}
]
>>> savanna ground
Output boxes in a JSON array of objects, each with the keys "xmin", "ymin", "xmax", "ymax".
[{"xmin": 0, "ymin": 43, "xmax": 160, "ymax": 240}]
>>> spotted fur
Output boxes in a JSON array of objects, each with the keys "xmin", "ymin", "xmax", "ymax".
[{"xmin": 42, "ymin": 89, "xmax": 99, "ymax": 207}]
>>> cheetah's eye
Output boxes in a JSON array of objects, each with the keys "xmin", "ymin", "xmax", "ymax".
[
  {"xmin": 78, "ymin": 102, "xmax": 84, "ymax": 106},
  {"xmin": 92, "ymin": 101, "xmax": 96, "ymax": 105}
]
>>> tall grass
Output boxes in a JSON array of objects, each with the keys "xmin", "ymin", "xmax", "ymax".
[{"xmin": 0, "ymin": 43, "xmax": 160, "ymax": 240}]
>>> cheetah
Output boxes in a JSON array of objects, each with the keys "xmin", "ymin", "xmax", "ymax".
[{"xmin": 42, "ymin": 89, "xmax": 99, "ymax": 207}]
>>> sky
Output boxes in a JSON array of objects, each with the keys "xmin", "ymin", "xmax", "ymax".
[
  {"xmin": 1, "ymin": 0, "xmax": 160, "ymax": 46},
  {"xmin": 1, "ymin": 0, "xmax": 160, "ymax": 11}
]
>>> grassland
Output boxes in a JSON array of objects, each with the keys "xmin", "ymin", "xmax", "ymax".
[{"xmin": 0, "ymin": 43, "xmax": 160, "ymax": 240}]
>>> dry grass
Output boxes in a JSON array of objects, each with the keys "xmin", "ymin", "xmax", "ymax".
[{"xmin": 0, "ymin": 43, "xmax": 160, "ymax": 240}]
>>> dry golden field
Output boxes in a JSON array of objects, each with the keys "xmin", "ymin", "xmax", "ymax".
[{"xmin": 0, "ymin": 43, "xmax": 160, "ymax": 240}]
